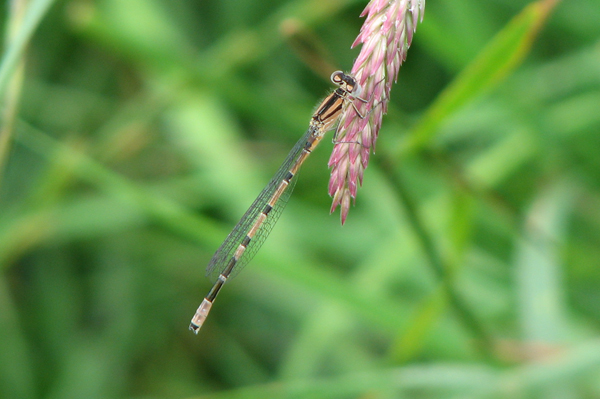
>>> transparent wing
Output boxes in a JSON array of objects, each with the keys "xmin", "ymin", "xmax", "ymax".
[{"xmin": 205, "ymin": 129, "xmax": 311, "ymax": 282}]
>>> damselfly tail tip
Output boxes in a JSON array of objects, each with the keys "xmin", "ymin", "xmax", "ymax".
[
  {"xmin": 189, "ymin": 323, "xmax": 200, "ymax": 334},
  {"xmin": 189, "ymin": 298, "xmax": 213, "ymax": 335}
]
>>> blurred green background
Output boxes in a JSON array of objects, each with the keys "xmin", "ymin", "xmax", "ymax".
[{"xmin": 1, "ymin": 0, "xmax": 600, "ymax": 398}]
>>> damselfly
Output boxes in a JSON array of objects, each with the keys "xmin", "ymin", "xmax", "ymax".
[{"xmin": 190, "ymin": 71, "xmax": 361, "ymax": 333}]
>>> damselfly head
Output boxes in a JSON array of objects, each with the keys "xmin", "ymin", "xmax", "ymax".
[{"xmin": 330, "ymin": 71, "xmax": 360, "ymax": 95}]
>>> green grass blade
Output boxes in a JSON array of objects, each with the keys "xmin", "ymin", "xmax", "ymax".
[
  {"xmin": 0, "ymin": 0, "xmax": 56, "ymax": 96},
  {"xmin": 395, "ymin": 0, "xmax": 561, "ymax": 156}
]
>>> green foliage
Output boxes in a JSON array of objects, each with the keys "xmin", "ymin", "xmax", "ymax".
[{"xmin": 1, "ymin": 0, "xmax": 600, "ymax": 398}]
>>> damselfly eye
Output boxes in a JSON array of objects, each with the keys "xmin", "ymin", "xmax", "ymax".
[
  {"xmin": 350, "ymin": 80, "xmax": 362, "ymax": 96},
  {"xmin": 342, "ymin": 75, "xmax": 359, "ymax": 93},
  {"xmin": 330, "ymin": 71, "xmax": 344, "ymax": 84}
]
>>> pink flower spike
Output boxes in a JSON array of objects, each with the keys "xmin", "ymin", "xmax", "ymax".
[{"xmin": 328, "ymin": 0, "xmax": 425, "ymax": 221}]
